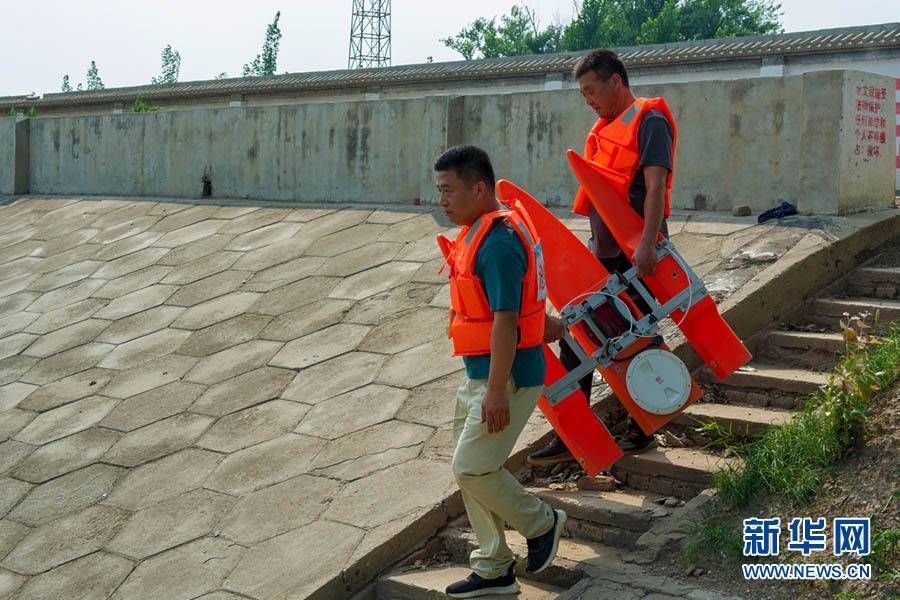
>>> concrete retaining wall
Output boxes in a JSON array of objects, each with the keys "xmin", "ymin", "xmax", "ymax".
[
  {"xmin": 25, "ymin": 97, "xmax": 450, "ymax": 204},
  {"xmin": 4, "ymin": 70, "xmax": 896, "ymax": 214},
  {"xmin": 0, "ymin": 118, "xmax": 16, "ymax": 194}
]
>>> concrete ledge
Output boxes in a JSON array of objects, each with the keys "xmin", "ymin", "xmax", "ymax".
[
  {"xmin": 673, "ymin": 402, "xmax": 792, "ymax": 437},
  {"xmin": 527, "ymin": 488, "xmax": 658, "ymax": 532},
  {"xmin": 676, "ymin": 209, "xmax": 900, "ymax": 372},
  {"xmin": 710, "ymin": 364, "xmax": 829, "ymax": 395},
  {"xmin": 765, "ymin": 330, "xmax": 845, "ymax": 353},
  {"xmin": 378, "ymin": 565, "xmax": 565, "ymax": 599},
  {"xmin": 612, "ymin": 447, "xmax": 739, "ymax": 485}
]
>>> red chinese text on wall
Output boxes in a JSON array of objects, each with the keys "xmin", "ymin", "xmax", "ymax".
[{"xmin": 853, "ymin": 84, "xmax": 889, "ymax": 160}]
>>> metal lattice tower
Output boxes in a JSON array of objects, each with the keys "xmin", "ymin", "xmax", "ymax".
[{"xmin": 348, "ymin": 0, "xmax": 391, "ymax": 69}]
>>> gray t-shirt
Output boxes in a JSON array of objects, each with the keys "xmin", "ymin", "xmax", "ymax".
[{"xmin": 589, "ymin": 109, "xmax": 673, "ymax": 260}]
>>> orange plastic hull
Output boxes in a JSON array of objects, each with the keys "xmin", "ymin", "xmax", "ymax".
[
  {"xmin": 497, "ymin": 180, "xmax": 702, "ymax": 450},
  {"xmin": 566, "ymin": 151, "xmax": 751, "ymax": 381}
]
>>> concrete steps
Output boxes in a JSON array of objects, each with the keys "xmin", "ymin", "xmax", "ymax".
[
  {"xmin": 371, "ymin": 250, "xmax": 899, "ymax": 600},
  {"xmin": 846, "ymin": 266, "xmax": 900, "ymax": 298},
  {"xmin": 430, "ymin": 525, "xmax": 743, "ymax": 599},
  {"xmin": 438, "ymin": 525, "xmax": 621, "ymax": 590},
  {"xmin": 526, "ymin": 487, "xmax": 663, "ymax": 549},
  {"xmin": 671, "ymin": 401, "xmax": 792, "ymax": 437},
  {"xmin": 378, "ymin": 565, "xmax": 565, "ymax": 599},
  {"xmin": 764, "ymin": 330, "xmax": 845, "ymax": 353},
  {"xmin": 611, "ymin": 446, "xmax": 741, "ymax": 500},
  {"xmin": 709, "ymin": 362, "xmax": 828, "ymax": 396},
  {"xmin": 807, "ymin": 296, "xmax": 900, "ymax": 326},
  {"xmin": 755, "ymin": 329, "xmax": 844, "ymax": 371}
]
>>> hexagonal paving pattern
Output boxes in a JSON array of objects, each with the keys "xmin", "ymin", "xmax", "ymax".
[
  {"xmin": 13, "ymin": 395, "xmax": 118, "ymax": 445},
  {"xmin": 1, "ymin": 505, "xmax": 129, "ymax": 575},
  {"xmin": 110, "ymin": 537, "xmax": 243, "ymax": 600},
  {"xmin": 218, "ymin": 475, "xmax": 339, "ymax": 545},
  {"xmin": 204, "ymin": 434, "xmax": 325, "ymax": 496},
  {"xmin": 197, "ymin": 400, "xmax": 308, "ymax": 453},
  {"xmin": 328, "ymin": 261, "xmax": 420, "ymax": 300},
  {"xmin": 8, "ymin": 463, "xmax": 124, "ymax": 526},
  {"xmin": 11, "ymin": 427, "xmax": 121, "ymax": 483},
  {"xmin": 190, "ymin": 366, "xmax": 295, "ymax": 417},
  {"xmin": 295, "ymin": 384, "xmax": 408, "ymax": 440},
  {"xmin": 106, "ymin": 489, "xmax": 235, "ymax": 559},
  {"xmin": 184, "ymin": 339, "xmax": 283, "ymax": 385},
  {"xmin": 249, "ymin": 276, "xmax": 341, "ymax": 316},
  {"xmin": 224, "ymin": 520, "xmax": 364, "ymax": 599},
  {"xmin": 280, "ymin": 351, "xmax": 386, "ymax": 405},
  {"xmin": 104, "ymin": 448, "xmax": 223, "ymax": 511},
  {"xmin": 268, "ymin": 323, "xmax": 370, "ymax": 370},
  {"xmin": 0, "ymin": 197, "xmax": 573, "ymax": 600}
]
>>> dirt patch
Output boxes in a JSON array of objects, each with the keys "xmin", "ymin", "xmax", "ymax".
[{"xmin": 648, "ymin": 383, "xmax": 900, "ymax": 599}]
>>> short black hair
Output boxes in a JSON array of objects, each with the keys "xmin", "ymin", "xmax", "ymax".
[
  {"xmin": 434, "ymin": 145, "xmax": 496, "ymax": 189},
  {"xmin": 573, "ymin": 49, "xmax": 629, "ymax": 88}
]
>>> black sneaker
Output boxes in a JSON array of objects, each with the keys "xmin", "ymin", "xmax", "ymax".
[
  {"xmin": 617, "ymin": 421, "xmax": 656, "ymax": 454},
  {"xmin": 526, "ymin": 434, "xmax": 574, "ymax": 466},
  {"xmin": 525, "ymin": 509, "xmax": 567, "ymax": 573},
  {"xmin": 445, "ymin": 563, "xmax": 519, "ymax": 598}
]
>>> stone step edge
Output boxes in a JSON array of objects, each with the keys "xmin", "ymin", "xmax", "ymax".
[
  {"xmin": 613, "ymin": 446, "xmax": 741, "ymax": 485},
  {"xmin": 436, "ymin": 518, "xmax": 744, "ymax": 600},
  {"xmin": 703, "ymin": 363, "xmax": 828, "ymax": 395},
  {"xmin": 525, "ymin": 487, "xmax": 665, "ymax": 534},
  {"xmin": 437, "ymin": 525, "xmax": 618, "ymax": 590},
  {"xmin": 848, "ymin": 266, "xmax": 900, "ymax": 286},
  {"xmin": 809, "ymin": 296, "xmax": 900, "ymax": 319},
  {"xmin": 763, "ymin": 330, "xmax": 845, "ymax": 353},
  {"xmin": 378, "ymin": 564, "xmax": 567, "ymax": 599},
  {"xmin": 671, "ymin": 402, "xmax": 793, "ymax": 437}
]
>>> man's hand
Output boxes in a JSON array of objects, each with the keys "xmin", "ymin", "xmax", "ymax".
[
  {"xmin": 482, "ymin": 386, "xmax": 511, "ymax": 434},
  {"xmin": 543, "ymin": 314, "xmax": 565, "ymax": 343},
  {"xmin": 632, "ymin": 239, "xmax": 658, "ymax": 277}
]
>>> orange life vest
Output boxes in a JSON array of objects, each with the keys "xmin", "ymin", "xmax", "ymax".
[
  {"xmin": 572, "ymin": 97, "xmax": 677, "ymax": 218},
  {"xmin": 436, "ymin": 200, "xmax": 547, "ymax": 357}
]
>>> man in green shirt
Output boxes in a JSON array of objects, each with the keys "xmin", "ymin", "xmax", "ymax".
[{"xmin": 436, "ymin": 145, "xmax": 566, "ymax": 598}]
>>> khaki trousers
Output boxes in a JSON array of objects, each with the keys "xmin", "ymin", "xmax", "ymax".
[{"xmin": 451, "ymin": 378, "xmax": 554, "ymax": 578}]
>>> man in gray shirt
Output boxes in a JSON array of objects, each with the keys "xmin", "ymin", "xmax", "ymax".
[{"xmin": 530, "ymin": 49, "xmax": 675, "ymax": 466}]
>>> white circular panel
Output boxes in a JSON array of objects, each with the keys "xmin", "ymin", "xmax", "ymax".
[{"xmin": 625, "ymin": 349, "xmax": 692, "ymax": 415}]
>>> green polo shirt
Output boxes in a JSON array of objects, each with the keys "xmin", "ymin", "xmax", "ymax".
[{"xmin": 462, "ymin": 220, "xmax": 546, "ymax": 388}]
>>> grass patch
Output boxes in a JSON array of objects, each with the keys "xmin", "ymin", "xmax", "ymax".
[
  {"xmin": 714, "ymin": 317, "xmax": 900, "ymax": 509},
  {"xmin": 683, "ymin": 317, "xmax": 900, "ymax": 583},
  {"xmin": 692, "ymin": 419, "xmax": 753, "ymax": 457},
  {"xmin": 867, "ymin": 516, "xmax": 900, "ymax": 583},
  {"xmin": 685, "ymin": 511, "xmax": 745, "ymax": 565}
]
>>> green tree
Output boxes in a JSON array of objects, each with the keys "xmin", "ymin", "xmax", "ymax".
[
  {"xmin": 678, "ymin": 0, "xmax": 782, "ymax": 40},
  {"xmin": 636, "ymin": 0, "xmax": 683, "ymax": 44},
  {"xmin": 444, "ymin": 0, "xmax": 782, "ymax": 59},
  {"xmin": 151, "ymin": 44, "xmax": 182, "ymax": 84},
  {"xmin": 214, "ymin": 72, "xmax": 229, "ymax": 80},
  {"xmin": 86, "ymin": 60, "xmax": 104, "ymax": 90},
  {"xmin": 560, "ymin": 0, "xmax": 646, "ymax": 50},
  {"xmin": 441, "ymin": 4, "xmax": 561, "ymax": 60},
  {"xmin": 61, "ymin": 75, "xmax": 72, "ymax": 92},
  {"xmin": 243, "ymin": 11, "xmax": 282, "ymax": 76},
  {"xmin": 132, "ymin": 95, "xmax": 160, "ymax": 112}
]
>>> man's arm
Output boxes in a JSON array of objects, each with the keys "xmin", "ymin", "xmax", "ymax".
[
  {"xmin": 482, "ymin": 310, "xmax": 517, "ymax": 434},
  {"xmin": 632, "ymin": 165, "xmax": 667, "ymax": 277}
]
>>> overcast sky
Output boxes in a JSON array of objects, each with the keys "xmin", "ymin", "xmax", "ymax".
[{"xmin": 1, "ymin": 0, "xmax": 896, "ymax": 97}]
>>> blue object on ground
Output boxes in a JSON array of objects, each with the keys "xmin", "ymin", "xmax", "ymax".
[{"xmin": 757, "ymin": 201, "xmax": 797, "ymax": 224}]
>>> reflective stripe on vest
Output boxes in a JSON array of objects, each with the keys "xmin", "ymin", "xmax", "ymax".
[{"xmin": 572, "ymin": 97, "xmax": 677, "ymax": 218}]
